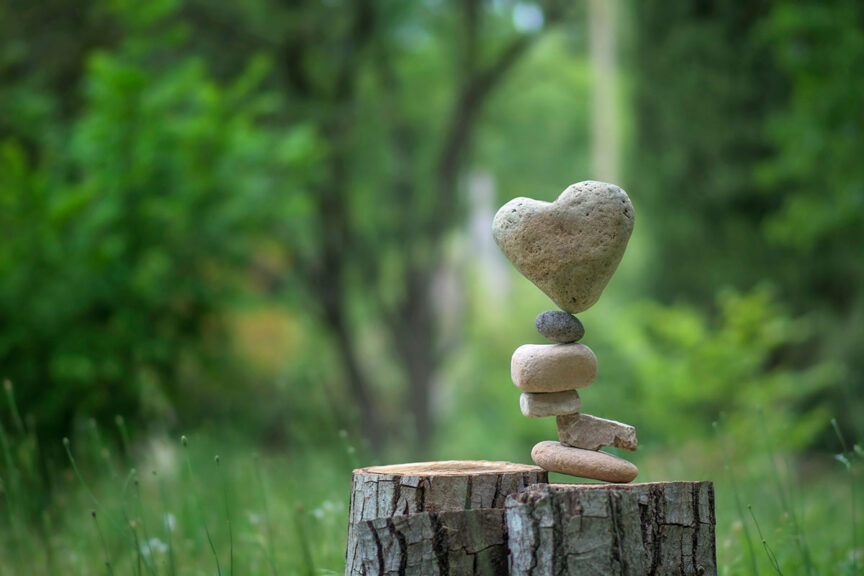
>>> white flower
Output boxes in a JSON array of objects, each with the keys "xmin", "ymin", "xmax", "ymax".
[
  {"xmin": 142, "ymin": 537, "xmax": 168, "ymax": 556},
  {"xmin": 312, "ymin": 500, "xmax": 343, "ymax": 519}
]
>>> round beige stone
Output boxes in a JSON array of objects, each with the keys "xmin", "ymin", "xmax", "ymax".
[
  {"xmin": 519, "ymin": 390, "xmax": 582, "ymax": 418},
  {"xmin": 511, "ymin": 343, "xmax": 597, "ymax": 393},
  {"xmin": 530, "ymin": 441, "xmax": 638, "ymax": 483}
]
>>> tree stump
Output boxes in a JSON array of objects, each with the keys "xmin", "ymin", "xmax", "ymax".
[
  {"xmin": 505, "ymin": 482, "xmax": 717, "ymax": 576},
  {"xmin": 345, "ymin": 461, "xmax": 547, "ymax": 576}
]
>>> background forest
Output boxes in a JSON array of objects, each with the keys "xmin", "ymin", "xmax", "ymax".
[{"xmin": 1, "ymin": 0, "xmax": 862, "ymax": 574}]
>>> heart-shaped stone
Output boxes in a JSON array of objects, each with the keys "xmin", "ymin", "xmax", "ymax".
[{"xmin": 492, "ymin": 181, "xmax": 634, "ymax": 313}]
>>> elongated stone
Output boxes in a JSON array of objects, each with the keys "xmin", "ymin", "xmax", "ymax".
[
  {"xmin": 511, "ymin": 343, "xmax": 597, "ymax": 393},
  {"xmin": 519, "ymin": 391, "xmax": 581, "ymax": 418},
  {"xmin": 531, "ymin": 441, "xmax": 638, "ymax": 483},
  {"xmin": 557, "ymin": 413, "xmax": 638, "ymax": 451}
]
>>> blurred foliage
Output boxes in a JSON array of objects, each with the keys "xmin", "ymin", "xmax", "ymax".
[
  {"xmin": 633, "ymin": 0, "xmax": 864, "ymax": 441},
  {"xmin": 0, "ymin": 0, "xmax": 861, "ymax": 462},
  {"xmin": 1, "ymin": 0, "xmax": 594, "ymax": 453},
  {"xmin": 614, "ymin": 288, "xmax": 835, "ymax": 450},
  {"xmin": 632, "ymin": 0, "xmax": 784, "ymax": 302},
  {"xmin": 0, "ymin": 0, "xmax": 319, "ymax": 442},
  {"xmin": 757, "ymin": 1, "xmax": 864, "ymax": 443}
]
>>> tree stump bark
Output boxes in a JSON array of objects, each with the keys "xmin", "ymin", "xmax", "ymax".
[
  {"xmin": 345, "ymin": 461, "xmax": 548, "ymax": 576},
  {"xmin": 505, "ymin": 482, "xmax": 717, "ymax": 576}
]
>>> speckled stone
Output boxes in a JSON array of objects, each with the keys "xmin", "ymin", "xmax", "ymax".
[
  {"xmin": 535, "ymin": 311, "xmax": 585, "ymax": 343},
  {"xmin": 556, "ymin": 413, "xmax": 638, "ymax": 451},
  {"xmin": 530, "ymin": 441, "xmax": 638, "ymax": 483},
  {"xmin": 492, "ymin": 181, "xmax": 634, "ymax": 313},
  {"xmin": 519, "ymin": 390, "xmax": 582, "ymax": 418},
  {"xmin": 510, "ymin": 343, "xmax": 597, "ymax": 393}
]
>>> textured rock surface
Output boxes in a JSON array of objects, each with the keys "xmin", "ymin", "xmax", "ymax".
[
  {"xmin": 506, "ymin": 482, "xmax": 717, "ymax": 576},
  {"xmin": 535, "ymin": 310, "xmax": 585, "ymax": 343},
  {"xmin": 519, "ymin": 390, "xmax": 582, "ymax": 418},
  {"xmin": 511, "ymin": 343, "xmax": 597, "ymax": 393},
  {"xmin": 556, "ymin": 413, "xmax": 638, "ymax": 451},
  {"xmin": 492, "ymin": 181, "xmax": 634, "ymax": 313},
  {"xmin": 530, "ymin": 441, "xmax": 638, "ymax": 483},
  {"xmin": 345, "ymin": 461, "xmax": 547, "ymax": 575}
]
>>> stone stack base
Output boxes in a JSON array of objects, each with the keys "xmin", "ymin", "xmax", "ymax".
[{"xmin": 344, "ymin": 461, "xmax": 716, "ymax": 576}]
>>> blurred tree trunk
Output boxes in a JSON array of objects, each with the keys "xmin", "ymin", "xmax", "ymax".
[
  {"xmin": 310, "ymin": 0, "xmax": 383, "ymax": 452},
  {"xmin": 384, "ymin": 2, "xmax": 570, "ymax": 455},
  {"xmin": 277, "ymin": 0, "xmax": 572, "ymax": 456},
  {"xmin": 395, "ymin": 266, "xmax": 436, "ymax": 451},
  {"xmin": 589, "ymin": 0, "xmax": 618, "ymax": 182}
]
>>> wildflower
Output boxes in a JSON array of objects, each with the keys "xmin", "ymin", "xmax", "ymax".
[
  {"xmin": 141, "ymin": 537, "xmax": 168, "ymax": 556},
  {"xmin": 313, "ymin": 500, "xmax": 342, "ymax": 519}
]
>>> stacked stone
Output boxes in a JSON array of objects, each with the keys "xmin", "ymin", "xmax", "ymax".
[
  {"xmin": 493, "ymin": 180, "xmax": 639, "ymax": 483},
  {"xmin": 512, "ymin": 310, "xmax": 638, "ymax": 482}
]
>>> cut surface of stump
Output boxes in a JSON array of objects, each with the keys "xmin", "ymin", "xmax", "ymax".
[
  {"xmin": 345, "ymin": 460, "xmax": 547, "ymax": 576},
  {"xmin": 505, "ymin": 482, "xmax": 717, "ymax": 576},
  {"xmin": 349, "ymin": 461, "xmax": 547, "ymax": 518}
]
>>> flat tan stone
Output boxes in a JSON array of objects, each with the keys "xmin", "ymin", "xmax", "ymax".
[
  {"xmin": 510, "ymin": 343, "xmax": 597, "ymax": 393},
  {"xmin": 556, "ymin": 413, "xmax": 638, "ymax": 451},
  {"xmin": 530, "ymin": 441, "xmax": 638, "ymax": 483},
  {"xmin": 519, "ymin": 391, "xmax": 582, "ymax": 418}
]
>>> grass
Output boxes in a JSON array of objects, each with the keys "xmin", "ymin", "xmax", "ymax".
[
  {"xmin": 0, "ymin": 415, "xmax": 356, "ymax": 575},
  {"xmin": 0, "ymin": 384, "xmax": 861, "ymax": 574}
]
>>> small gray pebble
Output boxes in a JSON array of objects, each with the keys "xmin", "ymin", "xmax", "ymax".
[{"xmin": 535, "ymin": 311, "xmax": 584, "ymax": 343}]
